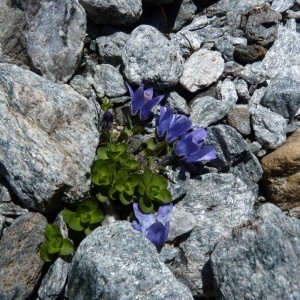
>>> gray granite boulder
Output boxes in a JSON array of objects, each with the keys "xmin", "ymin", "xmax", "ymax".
[
  {"xmin": 0, "ymin": 212, "xmax": 47, "ymax": 300},
  {"xmin": 25, "ymin": 0, "xmax": 86, "ymax": 83},
  {"xmin": 122, "ymin": 25, "xmax": 184, "ymax": 88},
  {"xmin": 0, "ymin": 63, "xmax": 99, "ymax": 212},
  {"xmin": 170, "ymin": 173, "xmax": 256, "ymax": 298},
  {"xmin": 211, "ymin": 203, "xmax": 300, "ymax": 300},
  {"xmin": 79, "ymin": 0, "xmax": 142, "ymax": 25},
  {"xmin": 67, "ymin": 221, "xmax": 193, "ymax": 300}
]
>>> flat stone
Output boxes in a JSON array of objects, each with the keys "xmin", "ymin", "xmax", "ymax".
[
  {"xmin": 211, "ymin": 203, "xmax": 300, "ymax": 300},
  {"xmin": 234, "ymin": 44, "xmax": 267, "ymax": 63},
  {"xmin": 26, "ymin": 0, "xmax": 86, "ymax": 83},
  {"xmin": 79, "ymin": 0, "xmax": 142, "ymax": 25},
  {"xmin": 0, "ymin": 212, "xmax": 47, "ymax": 300},
  {"xmin": 180, "ymin": 49, "xmax": 224, "ymax": 92},
  {"xmin": 67, "ymin": 221, "xmax": 194, "ymax": 300},
  {"xmin": 0, "ymin": 63, "xmax": 99, "ymax": 212},
  {"xmin": 261, "ymin": 129, "xmax": 300, "ymax": 215},
  {"xmin": 227, "ymin": 106, "xmax": 251, "ymax": 136},
  {"xmin": 122, "ymin": 25, "xmax": 184, "ymax": 88}
]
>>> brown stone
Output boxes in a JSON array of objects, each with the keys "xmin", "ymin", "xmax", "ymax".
[{"xmin": 261, "ymin": 129, "xmax": 300, "ymax": 216}]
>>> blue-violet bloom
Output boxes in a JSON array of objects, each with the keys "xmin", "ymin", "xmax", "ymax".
[
  {"xmin": 175, "ymin": 127, "xmax": 217, "ymax": 163},
  {"xmin": 126, "ymin": 83, "xmax": 164, "ymax": 120},
  {"xmin": 157, "ymin": 105, "xmax": 192, "ymax": 142},
  {"xmin": 132, "ymin": 202, "xmax": 173, "ymax": 246}
]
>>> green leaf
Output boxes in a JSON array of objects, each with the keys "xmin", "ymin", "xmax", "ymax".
[
  {"xmin": 154, "ymin": 189, "xmax": 172, "ymax": 203},
  {"xmin": 89, "ymin": 209, "xmax": 104, "ymax": 224},
  {"xmin": 67, "ymin": 215, "xmax": 84, "ymax": 231},
  {"xmin": 146, "ymin": 137, "xmax": 156, "ymax": 150},
  {"xmin": 40, "ymin": 242, "xmax": 55, "ymax": 262},
  {"xmin": 119, "ymin": 192, "xmax": 134, "ymax": 205},
  {"xmin": 95, "ymin": 193, "xmax": 109, "ymax": 203},
  {"xmin": 84, "ymin": 227, "xmax": 93, "ymax": 235},
  {"xmin": 96, "ymin": 147, "xmax": 108, "ymax": 160},
  {"xmin": 59, "ymin": 239, "xmax": 74, "ymax": 256},
  {"xmin": 46, "ymin": 239, "xmax": 62, "ymax": 254},
  {"xmin": 45, "ymin": 224, "xmax": 61, "ymax": 241},
  {"xmin": 154, "ymin": 141, "xmax": 168, "ymax": 156},
  {"xmin": 139, "ymin": 196, "xmax": 154, "ymax": 213},
  {"xmin": 131, "ymin": 125, "xmax": 144, "ymax": 135},
  {"xmin": 62, "ymin": 208, "xmax": 76, "ymax": 225}
]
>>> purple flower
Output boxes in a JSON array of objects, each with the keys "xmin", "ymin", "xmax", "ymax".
[
  {"xmin": 126, "ymin": 83, "xmax": 164, "ymax": 120},
  {"xmin": 175, "ymin": 128, "xmax": 217, "ymax": 163},
  {"xmin": 132, "ymin": 202, "xmax": 173, "ymax": 246},
  {"xmin": 157, "ymin": 106, "xmax": 192, "ymax": 142}
]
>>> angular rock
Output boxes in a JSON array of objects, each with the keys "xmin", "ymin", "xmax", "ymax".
[
  {"xmin": 180, "ymin": 49, "xmax": 224, "ymax": 92},
  {"xmin": 38, "ymin": 258, "xmax": 70, "ymax": 300},
  {"xmin": 261, "ymin": 129, "xmax": 300, "ymax": 215},
  {"xmin": 143, "ymin": 0, "xmax": 174, "ymax": 4},
  {"xmin": 271, "ymin": 0, "xmax": 294, "ymax": 12},
  {"xmin": 69, "ymin": 75, "xmax": 92, "ymax": 98},
  {"xmin": 233, "ymin": 44, "xmax": 267, "ymax": 63},
  {"xmin": 227, "ymin": 106, "xmax": 251, "ymax": 136},
  {"xmin": 234, "ymin": 78, "xmax": 250, "ymax": 101},
  {"xmin": 171, "ymin": 173, "xmax": 255, "ymax": 298},
  {"xmin": 190, "ymin": 96, "xmax": 234, "ymax": 128},
  {"xmin": 211, "ymin": 203, "xmax": 300, "ymax": 300},
  {"xmin": 67, "ymin": 221, "xmax": 193, "ymax": 300},
  {"xmin": 219, "ymin": 78, "xmax": 238, "ymax": 105},
  {"xmin": 122, "ymin": 25, "xmax": 184, "ymax": 88},
  {"xmin": 261, "ymin": 75, "xmax": 300, "ymax": 119},
  {"xmin": 93, "ymin": 64, "xmax": 126, "ymax": 98},
  {"xmin": 207, "ymin": 125, "xmax": 263, "ymax": 193},
  {"xmin": 243, "ymin": 3, "xmax": 281, "ymax": 46},
  {"xmin": 0, "ymin": 212, "xmax": 47, "ymax": 300},
  {"xmin": 0, "ymin": 63, "xmax": 99, "ymax": 212},
  {"xmin": 96, "ymin": 31, "xmax": 129, "ymax": 66},
  {"xmin": 0, "ymin": 213, "xmax": 4, "ymax": 237},
  {"xmin": 0, "ymin": 4, "xmax": 29, "ymax": 66},
  {"xmin": 252, "ymin": 105, "xmax": 287, "ymax": 149},
  {"xmin": 166, "ymin": 91, "xmax": 190, "ymax": 115},
  {"xmin": 26, "ymin": 0, "xmax": 86, "ymax": 83}
]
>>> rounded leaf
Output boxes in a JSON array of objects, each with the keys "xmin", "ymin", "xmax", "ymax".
[{"xmin": 59, "ymin": 239, "xmax": 74, "ymax": 256}]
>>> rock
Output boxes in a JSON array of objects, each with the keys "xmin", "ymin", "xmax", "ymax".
[
  {"xmin": 271, "ymin": 0, "xmax": 294, "ymax": 13},
  {"xmin": 93, "ymin": 64, "xmax": 126, "ymax": 98},
  {"xmin": 252, "ymin": 105, "xmax": 287, "ymax": 149},
  {"xmin": 0, "ymin": 63, "xmax": 99, "ymax": 212},
  {"xmin": 261, "ymin": 129, "xmax": 300, "ymax": 215},
  {"xmin": 219, "ymin": 78, "xmax": 238, "ymax": 105},
  {"xmin": 227, "ymin": 106, "xmax": 251, "ymax": 136},
  {"xmin": 242, "ymin": 3, "xmax": 281, "ymax": 46},
  {"xmin": 79, "ymin": 0, "xmax": 143, "ymax": 25},
  {"xmin": 211, "ymin": 203, "xmax": 300, "ymax": 300},
  {"xmin": 0, "ymin": 4, "xmax": 29, "ymax": 66},
  {"xmin": 38, "ymin": 258, "xmax": 70, "ymax": 300},
  {"xmin": 166, "ymin": 91, "xmax": 190, "ymax": 115},
  {"xmin": 190, "ymin": 96, "xmax": 234, "ymax": 128},
  {"xmin": 96, "ymin": 31, "xmax": 130, "ymax": 66},
  {"xmin": 0, "ymin": 213, "xmax": 4, "ymax": 237},
  {"xmin": 69, "ymin": 75, "xmax": 92, "ymax": 98},
  {"xmin": 25, "ymin": 0, "xmax": 86, "ymax": 83},
  {"xmin": 234, "ymin": 44, "xmax": 267, "ymax": 63},
  {"xmin": 261, "ymin": 75, "xmax": 300, "ymax": 119},
  {"xmin": 179, "ymin": 49, "xmax": 224, "ymax": 92},
  {"xmin": 207, "ymin": 125, "xmax": 263, "ymax": 193},
  {"xmin": 234, "ymin": 78, "xmax": 250, "ymax": 101},
  {"xmin": 143, "ymin": 0, "xmax": 174, "ymax": 4},
  {"xmin": 159, "ymin": 244, "xmax": 180, "ymax": 263},
  {"xmin": 122, "ymin": 25, "xmax": 184, "ymax": 88},
  {"xmin": 0, "ymin": 212, "xmax": 47, "ymax": 300},
  {"xmin": 67, "ymin": 221, "xmax": 194, "ymax": 300},
  {"xmin": 170, "ymin": 173, "xmax": 255, "ymax": 298}
]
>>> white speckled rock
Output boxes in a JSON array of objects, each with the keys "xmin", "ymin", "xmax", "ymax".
[{"xmin": 179, "ymin": 49, "xmax": 225, "ymax": 92}]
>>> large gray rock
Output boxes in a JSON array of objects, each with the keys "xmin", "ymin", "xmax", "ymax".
[
  {"xmin": 170, "ymin": 173, "xmax": 256, "ymax": 298},
  {"xmin": 252, "ymin": 105, "xmax": 287, "ymax": 149},
  {"xmin": 211, "ymin": 203, "xmax": 300, "ymax": 300},
  {"xmin": 0, "ymin": 212, "xmax": 47, "ymax": 300},
  {"xmin": 0, "ymin": 63, "xmax": 99, "ymax": 212},
  {"xmin": 25, "ymin": 0, "xmax": 86, "ymax": 83},
  {"xmin": 67, "ymin": 221, "xmax": 193, "ymax": 300},
  {"xmin": 261, "ymin": 75, "xmax": 300, "ymax": 119},
  {"xmin": 79, "ymin": 0, "xmax": 142, "ymax": 25},
  {"xmin": 0, "ymin": 4, "xmax": 29, "ymax": 66},
  {"xmin": 122, "ymin": 25, "xmax": 184, "ymax": 88}
]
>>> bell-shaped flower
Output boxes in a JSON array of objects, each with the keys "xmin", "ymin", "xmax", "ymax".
[
  {"xmin": 157, "ymin": 106, "xmax": 192, "ymax": 142},
  {"xmin": 175, "ymin": 127, "xmax": 217, "ymax": 163},
  {"xmin": 126, "ymin": 83, "xmax": 164, "ymax": 120},
  {"xmin": 132, "ymin": 202, "xmax": 173, "ymax": 246}
]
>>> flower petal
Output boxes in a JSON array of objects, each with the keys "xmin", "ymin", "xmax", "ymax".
[
  {"xmin": 190, "ymin": 127, "xmax": 208, "ymax": 143},
  {"xmin": 184, "ymin": 145, "xmax": 217, "ymax": 163},
  {"xmin": 144, "ymin": 88, "xmax": 153, "ymax": 101},
  {"xmin": 157, "ymin": 106, "xmax": 174, "ymax": 137},
  {"xmin": 146, "ymin": 222, "xmax": 168, "ymax": 245},
  {"xmin": 132, "ymin": 203, "xmax": 156, "ymax": 235},
  {"xmin": 126, "ymin": 83, "xmax": 145, "ymax": 115},
  {"xmin": 166, "ymin": 115, "xmax": 192, "ymax": 142},
  {"xmin": 157, "ymin": 202, "xmax": 173, "ymax": 225},
  {"xmin": 140, "ymin": 95, "xmax": 164, "ymax": 120}
]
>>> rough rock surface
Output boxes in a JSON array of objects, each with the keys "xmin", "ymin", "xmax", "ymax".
[
  {"xmin": 179, "ymin": 49, "xmax": 224, "ymax": 92},
  {"xmin": 0, "ymin": 212, "xmax": 47, "ymax": 300},
  {"xmin": 261, "ymin": 129, "xmax": 300, "ymax": 216},
  {"xmin": 211, "ymin": 203, "xmax": 300, "ymax": 300},
  {"xmin": 67, "ymin": 221, "xmax": 194, "ymax": 300},
  {"xmin": 0, "ymin": 63, "xmax": 99, "ymax": 212},
  {"xmin": 170, "ymin": 173, "xmax": 255, "ymax": 298},
  {"xmin": 227, "ymin": 106, "xmax": 251, "ymax": 136},
  {"xmin": 122, "ymin": 25, "xmax": 184, "ymax": 88},
  {"xmin": 25, "ymin": 0, "xmax": 86, "ymax": 83},
  {"xmin": 79, "ymin": 0, "xmax": 142, "ymax": 25}
]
